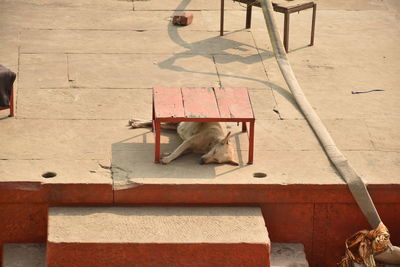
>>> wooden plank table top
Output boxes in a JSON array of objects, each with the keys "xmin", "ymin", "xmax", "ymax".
[
  {"xmin": 152, "ymin": 87, "xmax": 255, "ymax": 164},
  {"xmin": 153, "ymin": 87, "xmax": 255, "ymax": 121}
]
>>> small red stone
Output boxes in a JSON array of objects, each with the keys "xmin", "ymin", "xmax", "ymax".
[{"xmin": 172, "ymin": 13, "xmax": 193, "ymax": 26}]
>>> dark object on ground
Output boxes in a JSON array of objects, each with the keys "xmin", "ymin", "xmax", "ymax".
[
  {"xmin": 0, "ymin": 64, "xmax": 16, "ymax": 116},
  {"xmin": 352, "ymin": 89, "xmax": 385, "ymax": 94},
  {"xmin": 172, "ymin": 12, "xmax": 193, "ymax": 26}
]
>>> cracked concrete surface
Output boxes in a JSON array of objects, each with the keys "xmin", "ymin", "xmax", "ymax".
[{"xmin": 0, "ymin": 0, "xmax": 399, "ymax": 187}]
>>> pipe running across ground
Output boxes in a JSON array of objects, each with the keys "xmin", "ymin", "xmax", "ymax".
[{"xmin": 257, "ymin": 0, "xmax": 400, "ymax": 264}]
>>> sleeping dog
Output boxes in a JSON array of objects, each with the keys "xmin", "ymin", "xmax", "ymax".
[{"xmin": 129, "ymin": 120, "xmax": 239, "ymax": 165}]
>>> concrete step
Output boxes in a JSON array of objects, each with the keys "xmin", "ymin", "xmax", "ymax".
[
  {"xmin": 2, "ymin": 242, "xmax": 312, "ymax": 267},
  {"xmin": 3, "ymin": 243, "xmax": 45, "ymax": 267},
  {"xmin": 270, "ymin": 243, "xmax": 309, "ymax": 267},
  {"xmin": 47, "ymin": 206, "xmax": 270, "ymax": 267}
]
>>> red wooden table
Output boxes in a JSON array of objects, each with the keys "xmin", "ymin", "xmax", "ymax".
[{"xmin": 153, "ymin": 87, "xmax": 255, "ymax": 164}]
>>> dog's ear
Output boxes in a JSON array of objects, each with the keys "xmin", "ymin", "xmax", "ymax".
[{"xmin": 222, "ymin": 131, "xmax": 231, "ymax": 144}]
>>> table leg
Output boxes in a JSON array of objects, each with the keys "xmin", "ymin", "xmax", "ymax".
[
  {"xmin": 154, "ymin": 120, "xmax": 161, "ymax": 163},
  {"xmin": 246, "ymin": 4, "xmax": 252, "ymax": 29},
  {"xmin": 151, "ymin": 97, "xmax": 155, "ymax": 132},
  {"xmin": 310, "ymin": 3, "xmax": 317, "ymax": 46},
  {"xmin": 220, "ymin": 0, "xmax": 224, "ymax": 36},
  {"xmin": 248, "ymin": 121, "xmax": 254, "ymax": 164},
  {"xmin": 242, "ymin": 122, "xmax": 247, "ymax": 132},
  {"xmin": 283, "ymin": 11, "xmax": 290, "ymax": 53}
]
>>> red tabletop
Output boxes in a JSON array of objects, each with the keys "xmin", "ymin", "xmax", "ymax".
[{"xmin": 153, "ymin": 87, "xmax": 254, "ymax": 121}]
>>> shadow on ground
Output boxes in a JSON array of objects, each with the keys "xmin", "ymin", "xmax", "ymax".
[{"xmin": 111, "ymin": 125, "xmax": 252, "ymax": 184}]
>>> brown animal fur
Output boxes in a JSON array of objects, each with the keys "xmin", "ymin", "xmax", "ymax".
[{"xmin": 129, "ymin": 120, "xmax": 238, "ymax": 165}]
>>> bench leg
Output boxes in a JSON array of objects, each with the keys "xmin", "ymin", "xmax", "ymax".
[
  {"xmin": 151, "ymin": 97, "xmax": 155, "ymax": 132},
  {"xmin": 220, "ymin": 0, "xmax": 224, "ymax": 36},
  {"xmin": 154, "ymin": 120, "xmax": 161, "ymax": 163},
  {"xmin": 310, "ymin": 3, "xmax": 317, "ymax": 46},
  {"xmin": 283, "ymin": 11, "xmax": 290, "ymax": 53},
  {"xmin": 242, "ymin": 121, "xmax": 247, "ymax": 133},
  {"xmin": 9, "ymin": 86, "xmax": 14, "ymax": 117},
  {"xmin": 246, "ymin": 4, "xmax": 252, "ymax": 29},
  {"xmin": 242, "ymin": 122, "xmax": 247, "ymax": 132},
  {"xmin": 248, "ymin": 121, "xmax": 254, "ymax": 164}
]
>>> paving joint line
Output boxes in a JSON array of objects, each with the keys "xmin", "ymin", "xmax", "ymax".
[
  {"xmin": 211, "ymin": 55, "xmax": 222, "ymax": 87},
  {"xmin": 250, "ymin": 30, "xmax": 282, "ymax": 120}
]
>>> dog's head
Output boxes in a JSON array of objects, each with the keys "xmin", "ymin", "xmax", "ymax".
[{"xmin": 200, "ymin": 132, "xmax": 239, "ymax": 166}]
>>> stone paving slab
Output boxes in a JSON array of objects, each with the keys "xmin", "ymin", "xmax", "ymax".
[
  {"xmin": 2, "ymin": 4, "xmax": 206, "ymax": 31},
  {"xmin": 109, "ymin": 119, "xmax": 374, "ymax": 154},
  {"xmin": 0, "ymin": 120, "xmax": 136, "ymax": 160},
  {"xmin": 249, "ymin": 119, "xmax": 375, "ymax": 152},
  {"xmin": 202, "ymin": 1, "xmax": 393, "ymax": 34},
  {"xmin": 306, "ymin": 92, "xmax": 399, "ymax": 120},
  {"xmin": 272, "ymin": 90, "xmax": 400, "ymax": 120},
  {"xmin": 366, "ymin": 119, "xmax": 400, "ymax": 152},
  {"xmin": 20, "ymin": 30, "xmax": 258, "ymax": 55},
  {"xmin": 68, "ymin": 54, "xmax": 219, "ymax": 88},
  {"xmin": 17, "ymin": 88, "xmax": 153, "ymax": 120},
  {"xmin": 0, "ymin": 31, "xmax": 19, "ymax": 71},
  {"xmin": 313, "ymin": 0, "xmax": 387, "ymax": 10},
  {"xmin": 322, "ymin": 119, "xmax": 375, "ymax": 151},
  {"xmin": 237, "ymin": 120, "xmax": 322, "ymax": 151},
  {"xmin": 112, "ymin": 149, "xmax": 341, "ymax": 185},
  {"xmin": 214, "ymin": 54, "xmax": 270, "ymax": 88},
  {"xmin": 184, "ymin": 31, "xmax": 259, "ymax": 55},
  {"xmin": 3, "ymin": 0, "xmax": 134, "ymax": 11},
  {"xmin": 203, "ymin": 9, "xmax": 275, "ymax": 32},
  {"xmin": 111, "ymin": 127, "xmax": 181, "ymax": 152},
  {"xmin": 271, "ymin": 90, "xmax": 304, "ymax": 120},
  {"xmin": 17, "ymin": 88, "xmax": 278, "ymax": 120},
  {"xmin": 248, "ymin": 89, "xmax": 279, "ymax": 119},
  {"xmin": 344, "ymin": 151, "xmax": 400, "ymax": 185},
  {"xmin": 0, "ymin": 159, "xmax": 111, "ymax": 184},
  {"xmin": 133, "ymin": 0, "xmax": 245, "ymax": 11},
  {"xmin": 385, "ymin": 0, "xmax": 400, "ymax": 17},
  {"xmin": 18, "ymin": 54, "xmax": 69, "ymax": 89},
  {"xmin": 267, "ymin": 53, "xmax": 400, "ymax": 97},
  {"xmin": 113, "ymin": 121, "xmax": 323, "ymax": 152},
  {"xmin": 255, "ymin": 10, "xmax": 400, "ymax": 86}
]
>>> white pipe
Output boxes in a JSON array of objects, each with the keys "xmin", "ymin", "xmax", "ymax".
[{"xmin": 258, "ymin": 0, "xmax": 399, "ymax": 263}]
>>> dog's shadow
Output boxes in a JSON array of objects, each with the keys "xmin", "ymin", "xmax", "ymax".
[{"xmin": 111, "ymin": 124, "xmax": 248, "ymax": 184}]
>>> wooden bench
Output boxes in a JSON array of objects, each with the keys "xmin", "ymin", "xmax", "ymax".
[
  {"xmin": 220, "ymin": 0, "xmax": 317, "ymax": 53},
  {"xmin": 153, "ymin": 87, "xmax": 255, "ymax": 164}
]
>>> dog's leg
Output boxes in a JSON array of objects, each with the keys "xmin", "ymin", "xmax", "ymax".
[
  {"xmin": 129, "ymin": 119, "xmax": 152, "ymax": 128},
  {"xmin": 130, "ymin": 120, "xmax": 178, "ymax": 130},
  {"xmin": 160, "ymin": 137, "xmax": 197, "ymax": 164}
]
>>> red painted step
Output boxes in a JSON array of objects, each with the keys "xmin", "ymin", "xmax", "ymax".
[
  {"xmin": 3, "ymin": 242, "xmax": 313, "ymax": 267},
  {"xmin": 46, "ymin": 207, "xmax": 270, "ymax": 267}
]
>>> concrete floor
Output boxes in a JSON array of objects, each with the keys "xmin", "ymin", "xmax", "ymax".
[{"xmin": 0, "ymin": 0, "xmax": 399, "ymax": 188}]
